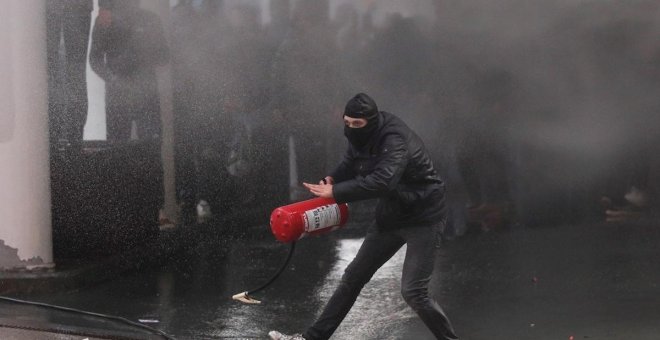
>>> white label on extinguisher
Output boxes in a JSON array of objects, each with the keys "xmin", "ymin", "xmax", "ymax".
[{"xmin": 303, "ymin": 204, "xmax": 341, "ymax": 232}]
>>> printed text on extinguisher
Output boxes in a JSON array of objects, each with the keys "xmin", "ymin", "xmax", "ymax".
[{"xmin": 303, "ymin": 204, "xmax": 342, "ymax": 232}]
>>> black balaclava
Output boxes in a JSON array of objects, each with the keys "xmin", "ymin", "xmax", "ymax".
[{"xmin": 343, "ymin": 93, "xmax": 380, "ymax": 148}]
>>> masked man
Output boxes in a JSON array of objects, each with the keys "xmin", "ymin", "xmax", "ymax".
[{"xmin": 269, "ymin": 93, "xmax": 459, "ymax": 340}]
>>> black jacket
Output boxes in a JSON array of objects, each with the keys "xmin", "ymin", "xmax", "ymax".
[
  {"xmin": 331, "ymin": 111, "xmax": 446, "ymax": 229},
  {"xmin": 89, "ymin": 7, "xmax": 169, "ymax": 82}
]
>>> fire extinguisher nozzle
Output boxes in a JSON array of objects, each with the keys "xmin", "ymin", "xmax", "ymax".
[{"xmin": 232, "ymin": 291, "xmax": 262, "ymax": 304}]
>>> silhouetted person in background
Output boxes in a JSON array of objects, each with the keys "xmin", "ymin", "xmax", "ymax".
[
  {"xmin": 594, "ymin": 7, "xmax": 660, "ymax": 220},
  {"xmin": 170, "ymin": 0, "xmax": 204, "ymax": 222},
  {"xmin": 46, "ymin": 0, "xmax": 93, "ymax": 150},
  {"xmin": 423, "ymin": 1, "xmax": 477, "ymax": 238},
  {"xmin": 270, "ymin": 93, "xmax": 458, "ymax": 340},
  {"xmin": 270, "ymin": 0, "xmax": 342, "ymax": 198},
  {"xmin": 457, "ymin": 70, "xmax": 516, "ymax": 231},
  {"xmin": 220, "ymin": 4, "xmax": 273, "ymax": 206},
  {"xmin": 242, "ymin": 0, "xmax": 292, "ymax": 207},
  {"xmin": 90, "ymin": 0, "xmax": 169, "ymax": 142},
  {"xmin": 190, "ymin": 0, "xmax": 236, "ymax": 217}
]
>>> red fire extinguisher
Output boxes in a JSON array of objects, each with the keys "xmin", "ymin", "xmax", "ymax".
[
  {"xmin": 270, "ymin": 197, "xmax": 349, "ymax": 243},
  {"xmin": 232, "ymin": 197, "xmax": 349, "ymax": 304}
]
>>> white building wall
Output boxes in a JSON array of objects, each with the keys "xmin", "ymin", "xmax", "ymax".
[{"xmin": 0, "ymin": 0, "xmax": 53, "ymax": 269}]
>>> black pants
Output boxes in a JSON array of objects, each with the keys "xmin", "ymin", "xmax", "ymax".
[
  {"xmin": 46, "ymin": 2, "xmax": 91, "ymax": 145},
  {"xmin": 105, "ymin": 78, "xmax": 161, "ymax": 142},
  {"xmin": 303, "ymin": 224, "xmax": 459, "ymax": 340}
]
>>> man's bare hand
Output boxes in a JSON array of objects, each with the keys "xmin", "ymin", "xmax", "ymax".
[
  {"xmin": 320, "ymin": 176, "xmax": 334, "ymax": 185},
  {"xmin": 303, "ymin": 182, "xmax": 333, "ymax": 198}
]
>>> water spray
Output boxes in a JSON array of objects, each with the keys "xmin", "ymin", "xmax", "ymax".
[{"xmin": 232, "ymin": 197, "xmax": 349, "ymax": 304}]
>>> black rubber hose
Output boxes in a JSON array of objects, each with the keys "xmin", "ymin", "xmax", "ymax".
[
  {"xmin": 247, "ymin": 241, "xmax": 296, "ymax": 296},
  {"xmin": 0, "ymin": 295, "xmax": 176, "ymax": 340}
]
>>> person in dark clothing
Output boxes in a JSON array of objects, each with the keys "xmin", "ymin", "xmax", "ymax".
[
  {"xmin": 269, "ymin": 1, "xmax": 342, "ymax": 200},
  {"xmin": 46, "ymin": 0, "xmax": 93, "ymax": 149},
  {"xmin": 89, "ymin": 0, "xmax": 169, "ymax": 142},
  {"xmin": 269, "ymin": 93, "xmax": 459, "ymax": 340},
  {"xmin": 456, "ymin": 70, "xmax": 516, "ymax": 232}
]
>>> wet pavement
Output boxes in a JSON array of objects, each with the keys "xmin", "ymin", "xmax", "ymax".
[{"xmin": 6, "ymin": 214, "xmax": 660, "ymax": 340}]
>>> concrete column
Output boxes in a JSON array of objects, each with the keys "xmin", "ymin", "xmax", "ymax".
[
  {"xmin": 141, "ymin": 0, "xmax": 178, "ymax": 226},
  {"xmin": 0, "ymin": 1, "xmax": 53, "ymax": 269}
]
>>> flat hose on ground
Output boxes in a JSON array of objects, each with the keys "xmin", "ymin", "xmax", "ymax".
[{"xmin": 0, "ymin": 295, "xmax": 176, "ymax": 339}]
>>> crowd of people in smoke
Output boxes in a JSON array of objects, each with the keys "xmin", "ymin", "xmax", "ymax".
[{"xmin": 47, "ymin": 0, "xmax": 660, "ymax": 236}]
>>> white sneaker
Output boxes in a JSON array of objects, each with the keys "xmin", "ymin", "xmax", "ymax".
[
  {"xmin": 268, "ymin": 330, "xmax": 306, "ymax": 340},
  {"xmin": 196, "ymin": 200, "xmax": 213, "ymax": 223}
]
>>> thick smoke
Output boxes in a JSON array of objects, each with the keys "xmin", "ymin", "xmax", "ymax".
[{"xmin": 166, "ymin": 0, "xmax": 659, "ymax": 226}]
